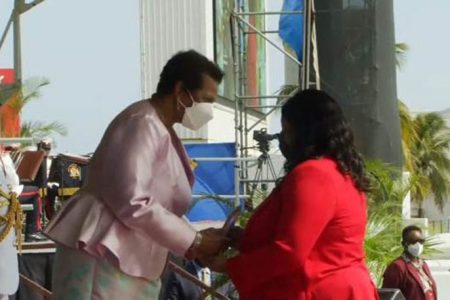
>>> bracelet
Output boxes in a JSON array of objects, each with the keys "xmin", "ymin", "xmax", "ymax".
[
  {"xmin": 193, "ymin": 231, "xmax": 203, "ymax": 249},
  {"xmin": 185, "ymin": 232, "xmax": 203, "ymax": 260}
]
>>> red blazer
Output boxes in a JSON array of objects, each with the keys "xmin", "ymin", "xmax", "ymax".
[
  {"xmin": 382, "ymin": 257, "xmax": 437, "ymax": 300},
  {"xmin": 226, "ymin": 158, "xmax": 379, "ymax": 300}
]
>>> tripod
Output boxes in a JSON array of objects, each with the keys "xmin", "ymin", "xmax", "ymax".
[{"xmin": 245, "ymin": 130, "xmax": 280, "ymax": 210}]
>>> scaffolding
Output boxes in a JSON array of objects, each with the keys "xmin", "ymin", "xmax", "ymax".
[{"xmin": 229, "ymin": 0, "xmax": 320, "ymax": 208}]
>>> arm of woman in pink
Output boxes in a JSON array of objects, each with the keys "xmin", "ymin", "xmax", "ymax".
[{"xmin": 226, "ymin": 164, "xmax": 337, "ymax": 294}]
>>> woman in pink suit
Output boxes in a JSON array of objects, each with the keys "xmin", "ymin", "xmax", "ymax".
[
  {"xmin": 45, "ymin": 50, "xmax": 225, "ymax": 299},
  {"xmin": 204, "ymin": 89, "xmax": 379, "ymax": 300}
]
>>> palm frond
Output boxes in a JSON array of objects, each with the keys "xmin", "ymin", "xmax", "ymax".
[
  {"xmin": 22, "ymin": 77, "xmax": 50, "ymax": 106},
  {"xmin": 364, "ymin": 160, "xmax": 407, "ymax": 285},
  {"xmin": 7, "ymin": 77, "xmax": 50, "ymax": 111},
  {"xmin": 20, "ymin": 120, "xmax": 68, "ymax": 138},
  {"xmin": 276, "ymin": 84, "xmax": 299, "ymax": 96},
  {"xmin": 395, "ymin": 42, "xmax": 410, "ymax": 70}
]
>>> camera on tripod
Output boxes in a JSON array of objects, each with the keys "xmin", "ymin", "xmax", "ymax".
[{"xmin": 253, "ymin": 128, "xmax": 279, "ymax": 154}]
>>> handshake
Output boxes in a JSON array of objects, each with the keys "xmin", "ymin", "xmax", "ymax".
[{"xmin": 187, "ymin": 226, "xmax": 243, "ymax": 273}]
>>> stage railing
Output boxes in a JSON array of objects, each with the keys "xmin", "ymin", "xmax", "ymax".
[
  {"xmin": 167, "ymin": 261, "xmax": 230, "ymax": 300},
  {"xmin": 19, "ymin": 274, "xmax": 52, "ymax": 300}
]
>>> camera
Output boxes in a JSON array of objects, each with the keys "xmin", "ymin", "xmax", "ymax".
[{"xmin": 253, "ymin": 128, "xmax": 279, "ymax": 153}]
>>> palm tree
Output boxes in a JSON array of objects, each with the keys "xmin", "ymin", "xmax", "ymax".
[
  {"xmin": 364, "ymin": 160, "xmax": 405, "ymax": 285},
  {"xmin": 0, "ymin": 77, "xmax": 67, "ymax": 139},
  {"xmin": 395, "ymin": 43, "xmax": 450, "ymax": 213},
  {"xmin": 410, "ymin": 113, "xmax": 450, "ymax": 213},
  {"xmin": 398, "ymin": 100, "xmax": 417, "ymax": 172}
]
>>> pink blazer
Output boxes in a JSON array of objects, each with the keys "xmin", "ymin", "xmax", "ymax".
[{"xmin": 45, "ymin": 100, "xmax": 197, "ymax": 280}]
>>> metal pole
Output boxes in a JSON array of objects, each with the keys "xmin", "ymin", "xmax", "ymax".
[
  {"xmin": 192, "ymin": 195, "xmax": 250, "ymax": 199},
  {"xmin": 244, "ymin": 104, "xmax": 249, "ymax": 190},
  {"xmin": 192, "ymin": 157, "xmax": 257, "ymax": 162},
  {"xmin": 21, "ymin": 0, "xmax": 46, "ymax": 13},
  {"xmin": 19, "ymin": 274, "xmax": 52, "ymax": 299},
  {"xmin": 301, "ymin": 0, "xmax": 312, "ymax": 89},
  {"xmin": 139, "ymin": 0, "xmax": 148, "ymax": 98},
  {"xmin": 0, "ymin": 137, "xmax": 35, "ymax": 144},
  {"xmin": 240, "ymin": 179, "xmax": 279, "ymax": 183},
  {"xmin": 246, "ymin": 104, "xmax": 283, "ymax": 109},
  {"xmin": 238, "ymin": 6, "xmax": 247, "ymax": 206},
  {"xmin": 236, "ymin": 11, "xmax": 303, "ymax": 16},
  {"xmin": 13, "ymin": 0, "xmax": 23, "ymax": 84},
  {"xmin": 233, "ymin": 0, "xmax": 242, "ymax": 208},
  {"xmin": 233, "ymin": 13, "xmax": 302, "ymax": 67},
  {"xmin": 247, "ymin": 103, "xmax": 284, "ymax": 132},
  {"xmin": 311, "ymin": 0, "xmax": 321, "ymax": 89},
  {"xmin": 244, "ymin": 30, "xmax": 279, "ymax": 35},
  {"xmin": 238, "ymin": 94, "xmax": 290, "ymax": 99}
]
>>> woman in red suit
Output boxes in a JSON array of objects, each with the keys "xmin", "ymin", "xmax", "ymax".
[{"xmin": 203, "ymin": 89, "xmax": 379, "ymax": 300}]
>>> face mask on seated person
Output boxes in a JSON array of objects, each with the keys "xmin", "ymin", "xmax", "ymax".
[
  {"xmin": 407, "ymin": 242, "xmax": 424, "ymax": 258},
  {"xmin": 178, "ymin": 91, "xmax": 214, "ymax": 131}
]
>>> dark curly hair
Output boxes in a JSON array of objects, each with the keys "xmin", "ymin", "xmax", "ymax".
[
  {"xmin": 281, "ymin": 89, "xmax": 369, "ymax": 192},
  {"xmin": 156, "ymin": 50, "xmax": 224, "ymax": 95}
]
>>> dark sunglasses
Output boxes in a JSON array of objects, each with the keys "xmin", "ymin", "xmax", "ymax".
[{"xmin": 410, "ymin": 238, "xmax": 426, "ymax": 244}]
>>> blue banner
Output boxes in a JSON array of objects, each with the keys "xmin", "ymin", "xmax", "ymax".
[
  {"xmin": 185, "ymin": 143, "xmax": 237, "ymax": 222},
  {"xmin": 279, "ymin": 0, "xmax": 304, "ymax": 61}
]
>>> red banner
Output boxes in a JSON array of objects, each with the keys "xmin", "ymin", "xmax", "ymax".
[
  {"xmin": 0, "ymin": 68, "xmax": 15, "ymax": 85},
  {"xmin": 0, "ymin": 68, "xmax": 20, "ymax": 136}
]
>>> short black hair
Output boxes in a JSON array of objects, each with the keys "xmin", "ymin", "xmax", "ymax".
[
  {"xmin": 156, "ymin": 50, "xmax": 224, "ymax": 96},
  {"xmin": 402, "ymin": 225, "xmax": 422, "ymax": 241}
]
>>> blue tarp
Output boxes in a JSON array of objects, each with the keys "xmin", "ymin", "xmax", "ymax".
[
  {"xmin": 184, "ymin": 143, "xmax": 237, "ymax": 222},
  {"xmin": 279, "ymin": 0, "xmax": 304, "ymax": 60}
]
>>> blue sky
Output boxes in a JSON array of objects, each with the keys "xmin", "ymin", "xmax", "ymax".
[
  {"xmin": 0, "ymin": 0, "xmax": 449, "ymax": 153},
  {"xmin": 0, "ymin": 1, "xmax": 140, "ymax": 153},
  {"xmin": 394, "ymin": 0, "xmax": 450, "ymax": 113}
]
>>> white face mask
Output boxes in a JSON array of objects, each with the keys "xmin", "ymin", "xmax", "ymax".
[
  {"xmin": 407, "ymin": 242, "xmax": 424, "ymax": 258},
  {"xmin": 178, "ymin": 91, "xmax": 214, "ymax": 131}
]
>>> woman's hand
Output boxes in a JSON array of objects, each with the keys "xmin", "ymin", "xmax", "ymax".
[{"xmin": 196, "ymin": 228, "xmax": 228, "ymax": 256}]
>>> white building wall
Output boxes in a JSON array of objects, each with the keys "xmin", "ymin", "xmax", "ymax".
[
  {"xmin": 140, "ymin": 0, "xmax": 214, "ymax": 98},
  {"xmin": 140, "ymin": 0, "xmax": 273, "ymax": 145},
  {"xmin": 140, "ymin": 0, "xmax": 220, "ymax": 141},
  {"xmin": 420, "ymin": 198, "xmax": 450, "ymax": 221},
  {"xmin": 207, "ymin": 103, "xmax": 267, "ymax": 146}
]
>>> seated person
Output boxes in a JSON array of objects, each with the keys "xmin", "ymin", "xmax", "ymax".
[
  {"xmin": 9, "ymin": 143, "xmax": 49, "ymax": 241},
  {"xmin": 383, "ymin": 225, "xmax": 437, "ymax": 300},
  {"xmin": 18, "ymin": 185, "xmax": 46, "ymax": 242}
]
